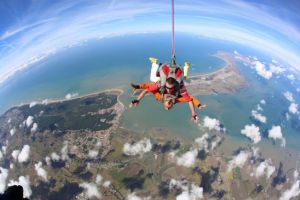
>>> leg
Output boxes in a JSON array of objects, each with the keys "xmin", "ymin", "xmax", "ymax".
[
  {"xmin": 130, "ymin": 82, "xmax": 154, "ymax": 90},
  {"xmin": 152, "ymin": 92, "xmax": 162, "ymax": 101},
  {"xmin": 176, "ymin": 95, "xmax": 202, "ymax": 107},
  {"xmin": 138, "ymin": 83, "xmax": 153, "ymax": 89}
]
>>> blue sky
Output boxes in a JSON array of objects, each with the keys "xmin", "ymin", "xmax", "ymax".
[{"xmin": 0, "ymin": 0, "xmax": 300, "ymax": 86}]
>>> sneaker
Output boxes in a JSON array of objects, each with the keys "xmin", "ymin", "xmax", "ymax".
[
  {"xmin": 149, "ymin": 57, "xmax": 158, "ymax": 64},
  {"xmin": 130, "ymin": 83, "xmax": 140, "ymax": 89}
]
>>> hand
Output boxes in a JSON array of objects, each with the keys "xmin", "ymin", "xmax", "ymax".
[
  {"xmin": 129, "ymin": 100, "xmax": 139, "ymax": 108},
  {"xmin": 191, "ymin": 114, "xmax": 198, "ymax": 123},
  {"xmin": 198, "ymin": 104, "xmax": 206, "ymax": 109}
]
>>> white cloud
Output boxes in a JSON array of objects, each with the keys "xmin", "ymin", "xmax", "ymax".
[
  {"xmin": 228, "ymin": 151, "xmax": 249, "ymax": 171},
  {"xmin": 252, "ymin": 60, "xmax": 272, "ymax": 79},
  {"xmin": 127, "ymin": 192, "xmax": 151, "ymax": 200},
  {"xmin": 203, "ymin": 116, "xmax": 224, "ymax": 132},
  {"xmin": 176, "ymin": 184, "xmax": 203, "ymax": 200},
  {"xmin": 9, "ymin": 164, "xmax": 14, "ymax": 169},
  {"xmin": 0, "ymin": 167, "xmax": 9, "ymax": 193},
  {"xmin": 169, "ymin": 179, "xmax": 203, "ymax": 200},
  {"xmin": 270, "ymin": 64, "xmax": 285, "ymax": 74},
  {"xmin": 88, "ymin": 150, "xmax": 99, "ymax": 158},
  {"xmin": 96, "ymin": 174, "xmax": 102, "ymax": 185},
  {"xmin": 211, "ymin": 136, "xmax": 222, "ymax": 150},
  {"xmin": 96, "ymin": 141, "xmax": 102, "ymax": 147},
  {"xmin": 255, "ymin": 159, "xmax": 275, "ymax": 179},
  {"xmin": 12, "ymin": 150, "xmax": 20, "ymax": 161},
  {"xmin": 31, "ymin": 123, "xmax": 38, "ymax": 133},
  {"xmin": 176, "ymin": 149, "xmax": 198, "ymax": 168},
  {"xmin": 284, "ymin": 91, "xmax": 295, "ymax": 102},
  {"xmin": 256, "ymin": 104, "xmax": 263, "ymax": 111},
  {"xmin": 280, "ymin": 180, "xmax": 300, "ymax": 200},
  {"xmin": 8, "ymin": 176, "xmax": 32, "ymax": 198},
  {"xmin": 260, "ymin": 99, "xmax": 266, "ymax": 105},
  {"xmin": 25, "ymin": 116, "xmax": 34, "ymax": 127},
  {"xmin": 0, "ymin": 151, "xmax": 3, "ymax": 160},
  {"xmin": 169, "ymin": 179, "xmax": 188, "ymax": 192},
  {"xmin": 123, "ymin": 138, "xmax": 152, "ymax": 156},
  {"xmin": 241, "ymin": 124, "xmax": 261, "ymax": 144},
  {"xmin": 194, "ymin": 133, "xmax": 222, "ymax": 152},
  {"xmin": 61, "ymin": 141, "xmax": 69, "ymax": 161},
  {"xmin": 10, "ymin": 128, "xmax": 16, "ymax": 136},
  {"xmin": 34, "ymin": 161, "xmax": 48, "ymax": 182},
  {"xmin": 29, "ymin": 101, "xmax": 38, "ymax": 108},
  {"xmin": 42, "ymin": 99, "xmax": 49, "ymax": 105},
  {"xmin": 195, "ymin": 134, "xmax": 209, "ymax": 152},
  {"xmin": 287, "ymin": 74, "xmax": 295, "ymax": 81},
  {"xmin": 251, "ymin": 146, "xmax": 259, "ymax": 160},
  {"xmin": 268, "ymin": 125, "xmax": 286, "ymax": 147},
  {"xmin": 289, "ymin": 103, "xmax": 298, "ymax": 114},
  {"xmin": 39, "ymin": 110, "xmax": 44, "ymax": 116},
  {"xmin": 251, "ymin": 110, "xmax": 267, "ymax": 123},
  {"xmin": 294, "ymin": 171, "xmax": 299, "ymax": 180},
  {"xmin": 1, "ymin": 146, "xmax": 6, "ymax": 155},
  {"xmin": 102, "ymin": 180, "xmax": 111, "ymax": 188},
  {"xmin": 271, "ymin": 59, "xmax": 278, "ymax": 64},
  {"xmin": 65, "ymin": 93, "xmax": 78, "ymax": 99},
  {"xmin": 50, "ymin": 152, "xmax": 60, "ymax": 161},
  {"xmin": 45, "ymin": 156, "xmax": 51, "ymax": 166},
  {"xmin": 79, "ymin": 182, "xmax": 101, "ymax": 199},
  {"xmin": 18, "ymin": 145, "xmax": 30, "ymax": 163}
]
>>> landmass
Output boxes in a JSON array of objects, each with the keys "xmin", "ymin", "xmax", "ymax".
[
  {"xmin": 186, "ymin": 51, "xmax": 248, "ymax": 95},
  {"xmin": 0, "ymin": 55, "xmax": 298, "ymax": 200}
]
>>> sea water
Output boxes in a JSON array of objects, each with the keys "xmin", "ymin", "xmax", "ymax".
[{"xmin": 1, "ymin": 33, "xmax": 300, "ymax": 154}]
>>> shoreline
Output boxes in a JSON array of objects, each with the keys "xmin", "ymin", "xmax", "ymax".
[
  {"xmin": 4, "ymin": 88, "xmax": 124, "ymax": 114},
  {"xmin": 188, "ymin": 52, "xmax": 233, "ymax": 78},
  {"xmin": 186, "ymin": 51, "xmax": 247, "ymax": 96}
]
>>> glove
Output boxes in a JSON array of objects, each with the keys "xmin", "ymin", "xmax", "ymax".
[
  {"xmin": 191, "ymin": 114, "xmax": 198, "ymax": 122},
  {"xmin": 198, "ymin": 104, "xmax": 206, "ymax": 109},
  {"xmin": 129, "ymin": 99, "xmax": 139, "ymax": 108},
  {"xmin": 132, "ymin": 99, "xmax": 139, "ymax": 106}
]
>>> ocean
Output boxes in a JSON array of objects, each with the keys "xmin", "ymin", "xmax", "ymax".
[{"xmin": 1, "ymin": 33, "xmax": 300, "ymax": 155}]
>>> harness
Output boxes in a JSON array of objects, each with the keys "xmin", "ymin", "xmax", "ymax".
[{"xmin": 156, "ymin": 62, "xmax": 183, "ymax": 99}]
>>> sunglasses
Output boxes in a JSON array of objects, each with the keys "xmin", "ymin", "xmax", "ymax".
[{"xmin": 166, "ymin": 86, "xmax": 174, "ymax": 90}]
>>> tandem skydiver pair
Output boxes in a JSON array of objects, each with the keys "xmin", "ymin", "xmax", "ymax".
[{"xmin": 129, "ymin": 57, "xmax": 206, "ymax": 122}]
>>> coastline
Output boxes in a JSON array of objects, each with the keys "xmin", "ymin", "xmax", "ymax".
[
  {"xmin": 188, "ymin": 52, "xmax": 233, "ymax": 78},
  {"xmin": 3, "ymin": 88, "xmax": 124, "ymax": 114},
  {"xmin": 186, "ymin": 51, "xmax": 248, "ymax": 95}
]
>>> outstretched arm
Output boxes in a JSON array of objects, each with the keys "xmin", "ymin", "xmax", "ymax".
[
  {"xmin": 176, "ymin": 95, "xmax": 206, "ymax": 122},
  {"xmin": 188, "ymin": 101, "xmax": 198, "ymax": 121},
  {"xmin": 129, "ymin": 89, "xmax": 148, "ymax": 108}
]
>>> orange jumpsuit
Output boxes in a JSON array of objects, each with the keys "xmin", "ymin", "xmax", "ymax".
[{"xmin": 138, "ymin": 82, "xmax": 201, "ymax": 106}]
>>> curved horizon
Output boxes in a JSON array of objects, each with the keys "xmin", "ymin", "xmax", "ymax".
[{"xmin": 0, "ymin": 0, "xmax": 300, "ymax": 86}]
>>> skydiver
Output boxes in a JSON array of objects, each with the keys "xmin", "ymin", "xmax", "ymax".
[{"xmin": 129, "ymin": 77, "xmax": 205, "ymax": 122}]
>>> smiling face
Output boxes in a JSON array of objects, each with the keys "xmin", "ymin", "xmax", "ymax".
[
  {"xmin": 163, "ymin": 99, "xmax": 173, "ymax": 110},
  {"xmin": 165, "ymin": 82, "xmax": 175, "ymax": 92}
]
